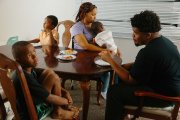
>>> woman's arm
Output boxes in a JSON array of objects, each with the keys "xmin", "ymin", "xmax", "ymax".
[{"xmin": 75, "ymin": 34, "xmax": 106, "ymax": 52}]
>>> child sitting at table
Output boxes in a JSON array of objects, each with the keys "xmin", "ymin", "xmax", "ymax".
[
  {"xmin": 30, "ymin": 15, "xmax": 59, "ymax": 46},
  {"xmin": 91, "ymin": 21, "xmax": 118, "ymax": 55},
  {"xmin": 12, "ymin": 41, "xmax": 79, "ymax": 120}
]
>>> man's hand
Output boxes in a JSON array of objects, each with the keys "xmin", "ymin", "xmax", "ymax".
[{"xmin": 99, "ymin": 50, "xmax": 113, "ymax": 63}]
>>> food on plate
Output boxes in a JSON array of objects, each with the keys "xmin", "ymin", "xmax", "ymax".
[
  {"xmin": 65, "ymin": 49, "xmax": 73, "ymax": 54},
  {"xmin": 63, "ymin": 55, "xmax": 73, "ymax": 60}
]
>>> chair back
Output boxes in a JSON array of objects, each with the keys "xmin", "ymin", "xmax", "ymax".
[
  {"xmin": 0, "ymin": 53, "xmax": 38, "ymax": 120},
  {"xmin": 57, "ymin": 20, "xmax": 75, "ymax": 48},
  {"xmin": 6, "ymin": 36, "xmax": 18, "ymax": 45}
]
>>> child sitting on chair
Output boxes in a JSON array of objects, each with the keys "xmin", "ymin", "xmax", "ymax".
[
  {"xmin": 12, "ymin": 41, "xmax": 79, "ymax": 120},
  {"xmin": 91, "ymin": 21, "xmax": 118, "ymax": 55},
  {"xmin": 30, "ymin": 15, "xmax": 59, "ymax": 46}
]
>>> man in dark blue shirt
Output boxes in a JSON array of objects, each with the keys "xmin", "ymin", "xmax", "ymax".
[{"xmin": 99, "ymin": 10, "xmax": 180, "ymax": 120}]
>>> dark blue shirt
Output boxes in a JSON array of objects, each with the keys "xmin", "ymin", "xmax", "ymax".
[
  {"xmin": 130, "ymin": 36, "xmax": 180, "ymax": 96},
  {"xmin": 12, "ymin": 69, "xmax": 49, "ymax": 119}
]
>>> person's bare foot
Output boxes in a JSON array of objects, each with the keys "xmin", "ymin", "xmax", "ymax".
[
  {"xmin": 66, "ymin": 105, "xmax": 82, "ymax": 112},
  {"xmin": 51, "ymin": 107, "xmax": 79, "ymax": 120}
]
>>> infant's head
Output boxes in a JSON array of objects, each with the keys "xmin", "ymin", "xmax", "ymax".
[{"xmin": 91, "ymin": 21, "xmax": 104, "ymax": 36}]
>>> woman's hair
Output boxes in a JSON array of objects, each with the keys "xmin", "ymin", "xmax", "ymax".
[
  {"xmin": 47, "ymin": 15, "xmax": 58, "ymax": 28},
  {"xmin": 91, "ymin": 21, "xmax": 104, "ymax": 36},
  {"xmin": 130, "ymin": 10, "xmax": 161, "ymax": 33},
  {"xmin": 75, "ymin": 2, "xmax": 97, "ymax": 22}
]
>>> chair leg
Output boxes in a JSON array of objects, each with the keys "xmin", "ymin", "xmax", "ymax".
[
  {"xmin": 0, "ymin": 95, "xmax": 6, "ymax": 120},
  {"xmin": 96, "ymin": 81, "xmax": 99, "ymax": 91},
  {"xmin": 70, "ymin": 80, "xmax": 74, "ymax": 90},
  {"xmin": 97, "ymin": 81, "xmax": 102, "ymax": 105},
  {"xmin": 61, "ymin": 79, "xmax": 66, "ymax": 88},
  {"xmin": 171, "ymin": 104, "xmax": 180, "ymax": 120}
]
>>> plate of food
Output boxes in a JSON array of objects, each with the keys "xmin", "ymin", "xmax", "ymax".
[
  {"xmin": 60, "ymin": 49, "xmax": 77, "ymax": 55},
  {"xmin": 94, "ymin": 56, "xmax": 110, "ymax": 66},
  {"xmin": 56, "ymin": 55, "xmax": 76, "ymax": 61}
]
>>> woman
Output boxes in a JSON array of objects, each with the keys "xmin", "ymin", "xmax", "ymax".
[{"xmin": 71, "ymin": 2, "xmax": 110, "ymax": 99}]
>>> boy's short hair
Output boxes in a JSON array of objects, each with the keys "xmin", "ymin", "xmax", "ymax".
[
  {"xmin": 12, "ymin": 41, "xmax": 30, "ymax": 60},
  {"xmin": 91, "ymin": 21, "xmax": 103, "ymax": 36},
  {"xmin": 130, "ymin": 10, "xmax": 161, "ymax": 33},
  {"xmin": 47, "ymin": 15, "xmax": 58, "ymax": 28}
]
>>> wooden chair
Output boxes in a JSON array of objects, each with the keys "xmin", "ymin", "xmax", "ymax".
[
  {"xmin": 6, "ymin": 36, "xmax": 18, "ymax": 45},
  {"xmin": 124, "ymin": 90, "xmax": 180, "ymax": 120},
  {"xmin": 0, "ymin": 53, "xmax": 38, "ymax": 120},
  {"xmin": 57, "ymin": 20, "xmax": 76, "ymax": 89},
  {"xmin": 57, "ymin": 20, "xmax": 75, "ymax": 48}
]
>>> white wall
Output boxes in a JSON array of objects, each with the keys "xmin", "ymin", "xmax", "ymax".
[
  {"xmin": 1, "ymin": 0, "xmax": 179, "ymax": 63},
  {"xmin": 0, "ymin": 0, "xmax": 76, "ymax": 46},
  {"xmin": 115, "ymin": 38, "xmax": 180, "ymax": 63}
]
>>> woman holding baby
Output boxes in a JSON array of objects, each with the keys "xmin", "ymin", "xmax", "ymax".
[{"xmin": 71, "ymin": 2, "xmax": 120, "ymax": 99}]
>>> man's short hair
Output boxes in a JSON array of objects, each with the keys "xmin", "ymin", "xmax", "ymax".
[
  {"xmin": 12, "ymin": 41, "xmax": 30, "ymax": 60},
  {"xmin": 130, "ymin": 10, "xmax": 161, "ymax": 33},
  {"xmin": 47, "ymin": 15, "xmax": 58, "ymax": 28}
]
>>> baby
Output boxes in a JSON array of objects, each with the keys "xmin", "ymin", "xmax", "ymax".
[{"xmin": 91, "ymin": 21, "xmax": 117, "ymax": 54}]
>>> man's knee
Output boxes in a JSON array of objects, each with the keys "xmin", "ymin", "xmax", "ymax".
[{"xmin": 107, "ymin": 84, "xmax": 119, "ymax": 98}]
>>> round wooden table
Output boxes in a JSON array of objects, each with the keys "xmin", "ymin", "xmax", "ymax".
[{"xmin": 35, "ymin": 46, "xmax": 113, "ymax": 120}]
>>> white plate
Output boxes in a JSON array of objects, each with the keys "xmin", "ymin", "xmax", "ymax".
[
  {"xmin": 32, "ymin": 43, "xmax": 41, "ymax": 47},
  {"xmin": 60, "ymin": 50, "xmax": 77, "ymax": 55},
  {"xmin": 56, "ymin": 55, "xmax": 76, "ymax": 60},
  {"xmin": 94, "ymin": 56, "xmax": 110, "ymax": 66}
]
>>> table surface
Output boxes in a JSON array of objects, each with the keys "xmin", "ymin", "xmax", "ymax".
[{"xmin": 36, "ymin": 45, "xmax": 113, "ymax": 80}]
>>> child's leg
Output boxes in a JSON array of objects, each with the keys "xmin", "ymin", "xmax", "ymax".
[
  {"xmin": 100, "ymin": 72, "xmax": 110, "ymax": 99},
  {"xmin": 38, "ymin": 69, "xmax": 61, "ymax": 96},
  {"xmin": 101, "ymin": 72, "xmax": 110, "ymax": 93},
  {"xmin": 38, "ymin": 69, "xmax": 79, "ymax": 119},
  {"xmin": 51, "ymin": 106, "xmax": 79, "ymax": 119}
]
